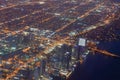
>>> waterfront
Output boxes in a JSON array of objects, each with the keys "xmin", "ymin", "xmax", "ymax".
[{"xmin": 0, "ymin": 0, "xmax": 120, "ymax": 80}]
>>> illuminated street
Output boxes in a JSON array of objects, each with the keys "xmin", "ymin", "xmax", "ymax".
[{"xmin": 0, "ymin": 0, "xmax": 120, "ymax": 80}]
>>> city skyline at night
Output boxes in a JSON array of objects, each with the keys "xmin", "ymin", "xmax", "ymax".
[{"xmin": 0, "ymin": 0, "xmax": 120, "ymax": 80}]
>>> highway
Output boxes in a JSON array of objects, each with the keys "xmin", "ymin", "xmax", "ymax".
[{"xmin": 1, "ymin": 0, "xmax": 120, "ymax": 80}]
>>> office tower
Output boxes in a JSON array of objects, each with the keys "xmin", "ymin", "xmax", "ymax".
[
  {"xmin": 39, "ymin": 57, "xmax": 46, "ymax": 76},
  {"xmin": 65, "ymin": 52, "xmax": 71, "ymax": 69},
  {"xmin": 77, "ymin": 38, "xmax": 86, "ymax": 60},
  {"xmin": 34, "ymin": 67, "xmax": 39, "ymax": 80}
]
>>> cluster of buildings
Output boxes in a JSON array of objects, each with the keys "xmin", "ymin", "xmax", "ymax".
[{"xmin": 0, "ymin": 0, "xmax": 120, "ymax": 80}]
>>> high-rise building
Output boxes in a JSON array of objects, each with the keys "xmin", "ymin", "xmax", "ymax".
[
  {"xmin": 34, "ymin": 67, "xmax": 39, "ymax": 80},
  {"xmin": 77, "ymin": 38, "xmax": 87, "ymax": 60},
  {"xmin": 39, "ymin": 57, "xmax": 46, "ymax": 76}
]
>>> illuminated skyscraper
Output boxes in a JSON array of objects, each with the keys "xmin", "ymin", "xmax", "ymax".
[{"xmin": 77, "ymin": 38, "xmax": 86, "ymax": 60}]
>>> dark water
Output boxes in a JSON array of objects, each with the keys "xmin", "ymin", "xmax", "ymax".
[
  {"xmin": 69, "ymin": 41, "xmax": 120, "ymax": 80},
  {"xmin": 69, "ymin": 7, "xmax": 120, "ymax": 80}
]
